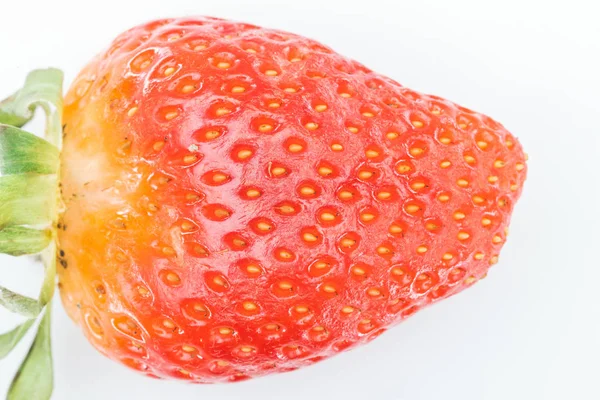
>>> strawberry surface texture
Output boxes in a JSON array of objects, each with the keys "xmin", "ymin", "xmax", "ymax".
[{"xmin": 57, "ymin": 16, "xmax": 527, "ymax": 382}]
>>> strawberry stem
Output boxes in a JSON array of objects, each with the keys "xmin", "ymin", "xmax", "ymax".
[{"xmin": 0, "ymin": 68, "xmax": 63, "ymax": 400}]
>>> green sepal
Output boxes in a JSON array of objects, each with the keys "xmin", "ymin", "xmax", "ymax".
[
  {"xmin": 0, "ymin": 227, "xmax": 52, "ymax": 257},
  {"xmin": 38, "ymin": 243, "xmax": 57, "ymax": 306},
  {"xmin": 0, "ymin": 124, "xmax": 59, "ymax": 175},
  {"xmin": 7, "ymin": 305, "xmax": 53, "ymax": 400},
  {"xmin": 0, "ymin": 320, "xmax": 35, "ymax": 359},
  {"xmin": 0, "ymin": 287, "xmax": 42, "ymax": 318},
  {"xmin": 0, "ymin": 69, "xmax": 63, "ymax": 140},
  {"xmin": 0, "ymin": 174, "xmax": 57, "ymax": 227}
]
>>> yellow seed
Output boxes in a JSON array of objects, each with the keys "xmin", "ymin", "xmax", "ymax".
[
  {"xmin": 243, "ymin": 301, "xmax": 258, "ymax": 311},
  {"xmin": 489, "ymin": 256, "xmax": 499, "ymax": 265},
  {"xmin": 246, "ymin": 264, "xmax": 261, "ymax": 274},
  {"xmin": 342, "ymin": 306, "xmax": 355, "ymax": 314},
  {"xmin": 183, "ymin": 155, "xmax": 198, "ymax": 165},
  {"xmin": 331, "ymin": 143, "xmax": 344, "ymax": 151},
  {"xmin": 366, "ymin": 149, "xmax": 380, "ymax": 158},
  {"xmin": 240, "ymin": 346, "xmax": 253, "ymax": 353},
  {"xmin": 127, "ymin": 107, "xmax": 138, "ymax": 117},
  {"xmin": 246, "ymin": 189, "xmax": 261, "ymax": 198},
  {"xmin": 505, "ymin": 139, "xmax": 514, "ymax": 148},
  {"xmin": 318, "ymin": 166, "xmax": 333, "ymax": 176},
  {"xmin": 406, "ymin": 204, "xmax": 420, "ymax": 213},
  {"xmin": 396, "ymin": 164, "xmax": 412, "ymax": 173},
  {"xmin": 322, "ymin": 285, "xmax": 337, "ymax": 293},
  {"xmin": 163, "ymin": 320, "xmax": 175, "ymax": 329},
  {"xmin": 377, "ymin": 246, "xmax": 391, "ymax": 255},
  {"xmin": 214, "ymin": 208, "xmax": 230, "ymax": 218},
  {"xmin": 288, "ymin": 143, "xmax": 304, "ymax": 152},
  {"xmin": 164, "ymin": 111, "xmax": 178, "ymax": 120},
  {"xmin": 166, "ymin": 272, "xmax": 180, "ymax": 283},
  {"xmin": 457, "ymin": 232, "xmax": 470, "ymax": 240},
  {"xmin": 377, "ymin": 191, "xmax": 391, "ymax": 200},
  {"xmin": 440, "ymin": 160, "xmax": 452, "ymax": 168},
  {"xmin": 477, "ymin": 141, "xmax": 488, "ymax": 149},
  {"xmin": 368, "ymin": 288, "xmax": 382, "ymax": 297},
  {"xmin": 279, "ymin": 281, "xmax": 293, "ymax": 290},
  {"xmin": 231, "ymin": 86, "xmax": 245, "ymax": 93},
  {"xmin": 457, "ymin": 179, "xmax": 469, "ymax": 187},
  {"xmin": 258, "ymin": 124, "xmax": 273, "ymax": 133},
  {"xmin": 352, "ymin": 266, "xmax": 366, "ymax": 276},
  {"xmin": 245, "ymin": 48, "xmax": 257, "ymax": 53},
  {"xmin": 362, "ymin": 111, "xmax": 375, "ymax": 118},
  {"xmin": 162, "ymin": 247, "xmax": 175, "ymax": 256},
  {"xmin": 303, "ymin": 233, "xmax": 319, "ymax": 242},
  {"xmin": 217, "ymin": 61, "xmax": 231, "ymax": 69},
  {"xmin": 320, "ymin": 212, "xmax": 336, "ymax": 221},
  {"xmin": 492, "ymin": 235, "xmax": 503, "ymax": 244},
  {"xmin": 360, "ymin": 213, "xmax": 375, "ymax": 222},
  {"xmin": 440, "ymin": 137, "xmax": 452, "ymax": 144},
  {"xmin": 153, "ymin": 141, "xmax": 165, "ymax": 151},
  {"xmin": 465, "ymin": 276, "xmax": 477, "ymax": 284},
  {"xmin": 411, "ymin": 181, "xmax": 426, "ymax": 190},
  {"xmin": 458, "ymin": 123, "xmax": 467, "ymax": 129},
  {"xmin": 268, "ymin": 101, "xmax": 281, "ymax": 108},
  {"xmin": 300, "ymin": 186, "xmax": 316, "ymax": 196},
  {"xmin": 237, "ymin": 149, "xmax": 253, "ymax": 159},
  {"xmin": 232, "ymin": 238, "xmax": 246, "ymax": 247},
  {"xmin": 182, "ymin": 345, "xmax": 196, "ymax": 353},
  {"xmin": 181, "ymin": 84, "xmax": 195, "ymax": 93},
  {"xmin": 271, "ymin": 167, "xmax": 287, "ymax": 176},
  {"xmin": 410, "ymin": 147, "xmax": 424, "ymax": 157},
  {"xmin": 219, "ymin": 327, "xmax": 232, "ymax": 335},
  {"xmin": 314, "ymin": 262, "xmax": 329, "ymax": 270},
  {"xmin": 488, "ymin": 175, "xmax": 499, "ymax": 183},
  {"xmin": 464, "ymin": 155, "xmax": 476, "ymax": 164},
  {"xmin": 516, "ymin": 163, "xmax": 525, "ymax": 171},
  {"xmin": 417, "ymin": 246, "xmax": 428, "ymax": 254},
  {"xmin": 215, "ymin": 107, "xmax": 231, "ymax": 116},
  {"xmin": 347, "ymin": 126, "xmax": 359, "ymax": 133},
  {"xmin": 494, "ymin": 160, "xmax": 505, "ymax": 168},
  {"xmin": 389, "ymin": 224, "xmax": 403, "ymax": 234},
  {"xmin": 181, "ymin": 221, "xmax": 195, "ymax": 231},
  {"xmin": 257, "ymin": 222, "xmax": 272, "ymax": 231},
  {"xmin": 340, "ymin": 238, "xmax": 356, "ymax": 247},
  {"xmin": 315, "ymin": 104, "xmax": 327, "ymax": 112},
  {"xmin": 510, "ymin": 184, "xmax": 518, "ymax": 191},
  {"xmin": 386, "ymin": 132, "xmax": 399, "ymax": 140},
  {"xmin": 205, "ymin": 130, "xmax": 220, "ymax": 140},
  {"xmin": 295, "ymin": 306, "xmax": 308, "ymax": 313},
  {"xmin": 454, "ymin": 211, "xmax": 466, "ymax": 220},
  {"xmin": 412, "ymin": 120, "xmax": 424, "ymax": 128},
  {"xmin": 138, "ymin": 286, "xmax": 149, "ymax": 296},
  {"xmin": 265, "ymin": 69, "xmax": 278, "ymax": 76},
  {"xmin": 212, "ymin": 173, "xmax": 228, "ymax": 183},
  {"xmin": 473, "ymin": 195, "xmax": 484, "ymax": 204},
  {"xmin": 358, "ymin": 170, "xmax": 373, "ymax": 180},
  {"xmin": 290, "ymin": 57, "xmax": 302, "ymax": 62},
  {"xmin": 474, "ymin": 252, "xmax": 484, "ymax": 260},
  {"xmin": 216, "ymin": 360, "xmax": 229, "ymax": 367},
  {"xmin": 442, "ymin": 253, "xmax": 453, "ymax": 261},
  {"xmin": 284, "ymin": 87, "xmax": 297, "ymax": 93},
  {"xmin": 338, "ymin": 191, "xmax": 353, "ymax": 200},
  {"xmin": 305, "ymin": 122, "xmax": 319, "ymax": 130},
  {"xmin": 340, "ymin": 92, "xmax": 352, "ymax": 98},
  {"xmin": 164, "ymin": 67, "xmax": 176, "ymax": 76},
  {"xmin": 278, "ymin": 205, "xmax": 295, "ymax": 214},
  {"xmin": 279, "ymin": 251, "xmax": 293, "ymax": 259},
  {"xmin": 193, "ymin": 44, "xmax": 207, "ymax": 51},
  {"xmin": 482, "ymin": 218, "xmax": 492, "ymax": 226}
]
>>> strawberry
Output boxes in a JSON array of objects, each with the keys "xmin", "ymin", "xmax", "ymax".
[{"xmin": 2, "ymin": 16, "xmax": 527, "ymax": 388}]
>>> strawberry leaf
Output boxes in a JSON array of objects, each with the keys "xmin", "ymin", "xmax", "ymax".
[
  {"xmin": 0, "ymin": 227, "xmax": 52, "ymax": 257},
  {"xmin": 0, "ymin": 175, "xmax": 57, "ymax": 227},
  {"xmin": 0, "ymin": 287, "xmax": 42, "ymax": 318},
  {"xmin": 7, "ymin": 305, "xmax": 53, "ymax": 400},
  {"xmin": 0, "ymin": 69, "xmax": 63, "ymax": 140},
  {"xmin": 0, "ymin": 125, "xmax": 59, "ymax": 175},
  {"xmin": 38, "ymin": 243, "xmax": 57, "ymax": 306},
  {"xmin": 0, "ymin": 320, "xmax": 35, "ymax": 359}
]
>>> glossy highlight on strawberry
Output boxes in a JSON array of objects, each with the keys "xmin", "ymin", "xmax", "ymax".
[{"xmin": 57, "ymin": 16, "xmax": 527, "ymax": 382}]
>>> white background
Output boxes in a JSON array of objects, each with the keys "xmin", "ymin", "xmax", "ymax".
[{"xmin": 1, "ymin": 0, "xmax": 599, "ymax": 399}]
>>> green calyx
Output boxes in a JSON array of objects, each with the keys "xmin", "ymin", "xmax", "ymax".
[{"xmin": 0, "ymin": 68, "xmax": 63, "ymax": 400}]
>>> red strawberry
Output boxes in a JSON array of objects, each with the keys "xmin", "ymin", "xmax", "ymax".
[{"xmin": 53, "ymin": 16, "xmax": 527, "ymax": 382}]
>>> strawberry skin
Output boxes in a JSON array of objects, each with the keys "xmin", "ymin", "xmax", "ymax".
[{"xmin": 58, "ymin": 16, "xmax": 527, "ymax": 382}]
